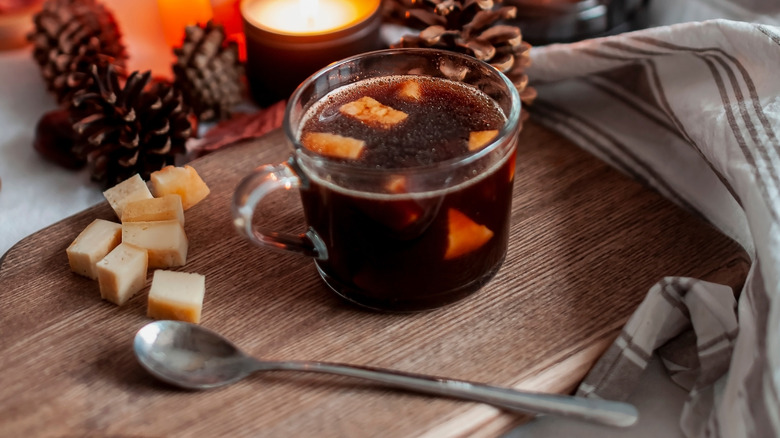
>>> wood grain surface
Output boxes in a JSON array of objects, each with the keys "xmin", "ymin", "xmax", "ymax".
[{"xmin": 0, "ymin": 121, "xmax": 749, "ymax": 437}]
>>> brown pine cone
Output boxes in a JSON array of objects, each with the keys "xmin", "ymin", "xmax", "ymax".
[
  {"xmin": 70, "ymin": 65, "xmax": 193, "ymax": 186},
  {"xmin": 388, "ymin": 0, "xmax": 536, "ymax": 106},
  {"xmin": 28, "ymin": 0, "xmax": 127, "ymax": 105},
  {"xmin": 173, "ymin": 21, "xmax": 244, "ymax": 122}
]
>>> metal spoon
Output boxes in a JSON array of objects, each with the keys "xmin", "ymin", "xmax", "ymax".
[{"xmin": 133, "ymin": 320, "xmax": 638, "ymax": 428}]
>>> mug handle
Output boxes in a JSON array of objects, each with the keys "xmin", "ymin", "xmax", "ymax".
[{"xmin": 232, "ymin": 161, "xmax": 328, "ymax": 260}]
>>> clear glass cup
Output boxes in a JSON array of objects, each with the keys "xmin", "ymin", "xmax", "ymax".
[{"xmin": 232, "ymin": 48, "xmax": 522, "ymax": 311}]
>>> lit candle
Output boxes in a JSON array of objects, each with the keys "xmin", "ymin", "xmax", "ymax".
[
  {"xmin": 241, "ymin": 0, "xmax": 381, "ymax": 105},
  {"xmin": 157, "ymin": 0, "xmax": 213, "ymax": 47},
  {"xmin": 245, "ymin": 0, "xmax": 367, "ymax": 35}
]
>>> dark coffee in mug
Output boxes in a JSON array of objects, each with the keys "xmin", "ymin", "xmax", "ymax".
[{"xmin": 296, "ymin": 75, "xmax": 515, "ymax": 310}]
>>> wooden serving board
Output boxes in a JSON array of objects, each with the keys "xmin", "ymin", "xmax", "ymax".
[{"xmin": 0, "ymin": 121, "xmax": 748, "ymax": 437}]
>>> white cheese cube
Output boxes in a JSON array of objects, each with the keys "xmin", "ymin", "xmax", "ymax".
[
  {"xmin": 399, "ymin": 80, "xmax": 421, "ymax": 100},
  {"xmin": 147, "ymin": 270, "xmax": 206, "ymax": 323},
  {"xmin": 122, "ymin": 220, "xmax": 188, "ymax": 268},
  {"xmin": 339, "ymin": 96, "xmax": 408, "ymax": 129},
  {"xmin": 150, "ymin": 165, "xmax": 210, "ymax": 210},
  {"xmin": 301, "ymin": 132, "xmax": 366, "ymax": 160},
  {"xmin": 66, "ymin": 219, "xmax": 122, "ymax": 279},
  {"xmin": 121, "ymin": 194, "xmax": 185, "ymax": 226},
  {"xmin": 103, "ymin": 174, "xmax": 153, "ymax": 219},
  {"xmin": 96, "ymin": 243, "xmax": 148, "ymax": 305},
  {"xmin": 468, "ymin": 130, "xmax": 499, "ymax": 151}
]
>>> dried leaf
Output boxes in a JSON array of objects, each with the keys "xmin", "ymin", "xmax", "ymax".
[{"xmin": 186, "ymin": 100, "xmax": 286, "ymax": 158}]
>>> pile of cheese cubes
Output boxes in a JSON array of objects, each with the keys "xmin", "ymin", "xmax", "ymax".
[{"xmin": 66, "ymin": 165, "xmax": 210, "ymax": 323}]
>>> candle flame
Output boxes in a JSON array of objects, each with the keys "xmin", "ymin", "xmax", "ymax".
[
  {"xmin": 300, "ymin": 0, "xmax": 319, "ymax": 12},
  {"xmin": 300, "ymin": 0, "xmax": 319, "ymax": 28}
]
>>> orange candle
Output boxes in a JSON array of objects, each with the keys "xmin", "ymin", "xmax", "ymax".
[
  {"xmin": 157, "ymin": 0, "xmax": 214, "ymax": 47},
  {"xmin": 210, "ymin": 0, "xmax": 245, "ymax": 59},
  {"xmin": 241, "ymin": 0, "xmax": 381, "ymax": 105},
  {"xmin": 210, "ymin": 0, "xmax": 242, "ymax": 35}
]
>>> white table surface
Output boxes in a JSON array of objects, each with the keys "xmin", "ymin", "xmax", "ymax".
[
  {"xmin": 0, "ymin": 0, "xmax": 172, "ymax": 257},
  {"xmin": 4, "ymin": 1, "xmax": 757, "ymax": 436}
]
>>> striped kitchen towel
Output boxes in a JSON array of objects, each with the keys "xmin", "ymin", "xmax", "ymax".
[{"xmin": 528, "ymin": 19, "xmax": 780, "ymax": 438}]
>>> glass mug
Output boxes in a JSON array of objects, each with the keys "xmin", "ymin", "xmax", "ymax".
[{"xmin": 232, "ymin": 49, "xmax": 522, "ymax": 311}]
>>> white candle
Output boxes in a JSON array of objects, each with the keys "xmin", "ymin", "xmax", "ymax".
[{"xmin": 245, "ymin": 0, "xmax": 370, "ymax": 35}]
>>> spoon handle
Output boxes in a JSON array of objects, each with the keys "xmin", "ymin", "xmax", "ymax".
[{"xmin": 258, "ymin": 360, "xmax": 638, "ymax": 427}]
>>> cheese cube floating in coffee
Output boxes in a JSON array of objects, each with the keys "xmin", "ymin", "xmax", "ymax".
[
  {"xmin": 96, "ymin": 243, "xmax": 148, "ymax": 306},
  {"xmin": 301, "ymin": 132, "xmax": 366, "ymax": 160},
  {"xmin": 399, "ymin": 80, "xmax": 422, "ymax": 101},
  {"xmin": 444, "ymin": 208, "xmax": 494, "ymax": 260},
  {"xmin": 147, "ymin": 270, "xmax": 206, "ymax": 323},
  {"xmin": 103, "ymin": 174, "xmax": 153, "ymax": 219},
  {"xmin": 339, "ymin": 96, "xmax": 408, "ymax": 129},
  {"xmin": 468, "ymin": 130, "xmax": 499, "ymax": 152},
  {"xmin": 122, "ymin": 220, "xmax": 188, "ymax": 268},
  {"xmin": 150, "ymin": 165, "xmax": 210, "ymax": 210},
  {"xmin": 66, "ymin": 219, "xmax": 122, "ymax": 279},
  {"xmin": 121, "ymin": 194, "xmax": 185, "ymax": 226}
]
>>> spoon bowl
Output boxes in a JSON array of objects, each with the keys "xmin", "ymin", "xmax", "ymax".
[
  {"xmin": 134, "ymin": 320, "xmax": 639, "ymax": 427},
  {"xmin": 134, "ymin": 320, "xmax": 253, "ymax": 389}
]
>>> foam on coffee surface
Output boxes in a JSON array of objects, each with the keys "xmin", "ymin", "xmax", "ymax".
[{"xmin": 298, "ymin": 75, "xmax": 506, "ymax": 169}]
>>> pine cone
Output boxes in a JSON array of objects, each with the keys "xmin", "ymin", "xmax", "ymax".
[
  {"xmin": 389, "ymin": 0, "xmax": 536, "ymax": 105},
  {"xmin": 71, "ymin": 65, "xmax": 193, "ymax": 186},
  {"xmin": 173, "ymin": 21, "xmax": 243, "ymax": 122},
  {"xmin": 28, "ymin": 0, "xmax": 127, "ymax": 105}
]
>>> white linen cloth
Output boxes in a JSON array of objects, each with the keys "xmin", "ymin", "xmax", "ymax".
[{"xmin": 520, "ymin": 2, "xmax": 780, "ymax": 436}]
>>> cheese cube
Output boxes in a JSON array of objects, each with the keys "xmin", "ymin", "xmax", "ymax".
[
  {"xmin": 121, "ymin": 194, "xmax": 185, "ymax": 226},
  {"xmin": 150, "ymin": 165, "xmax": 210, "ymax": 210},
  {"xmin": 444, "ymin": 208, "xmax": 494, "ymax": 260},
  {"xmin": 103, "ymin": 174, "xmax": 153, "ymax": 219},
  {"xmin": 147, "ymin": 270, "xmax": 206, "ymax": 323},
  {"xmin": 122, "ymin": 220, "xmax": 188, "ymax": 268},
  {"xmin": 468, "ymin": 130, "xmax": 499, "ymax": 151},
  {"xmin": 301, "ymin": 132, "xmax": 366, "ymax": 160},
  {"xmin": 399, "ymin": 80, "xmax": 421, "ymax": 100},
  {"xmin": 66, "ymin": 219, "xmax": 122, "ymax": 279},
  {"xmin": 96, "ymin": 243, "xmax": 148, "ymax": 305},
  {"xmin": 339, "ymin": 97, "xmax": 408, "ymax": 129}
]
